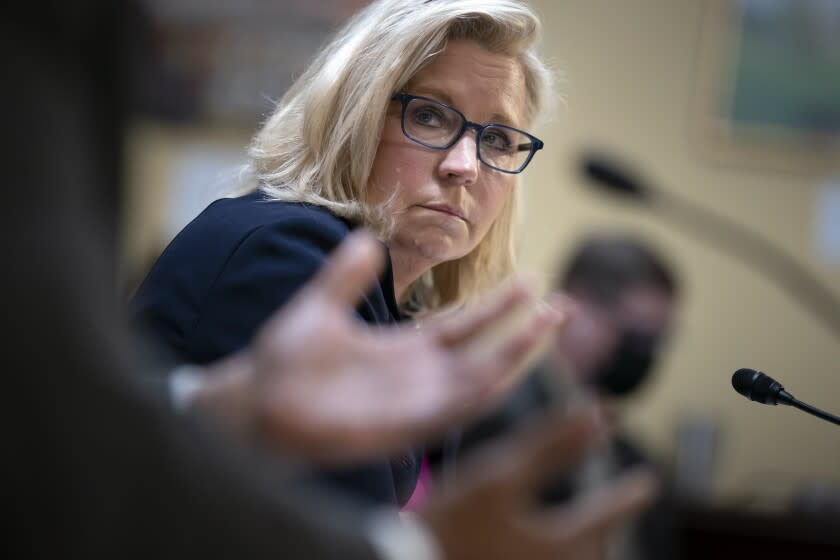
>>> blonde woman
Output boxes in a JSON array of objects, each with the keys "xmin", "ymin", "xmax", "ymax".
[{"xmin": 133, "ymin": 0, "xmax": 553, "ymax": 508}]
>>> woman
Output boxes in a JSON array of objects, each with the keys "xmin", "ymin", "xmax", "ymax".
[{"xmin": 133, "ymin": 0, "xmax": 553, "ymax": 508}]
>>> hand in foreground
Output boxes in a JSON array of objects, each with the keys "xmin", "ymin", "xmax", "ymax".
[
  {"xmin": 194, "ymin": 230, "xmax": 569, "ymax": 463},
  {"xmin": 420, "ymin": 407, "xmax": 658, "ymax": 560}
]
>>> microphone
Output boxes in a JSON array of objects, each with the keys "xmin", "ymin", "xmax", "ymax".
[
  {"xmin": 581, "ymin": 158, "xmax": 649, "ymax": 201},
  {"xmin": 732, "ymin": 368, "xmax": 840, "ymax": 426},
  {"xmin": 580, "ymin": 152, "xmax": 840, "ymax": 342}
]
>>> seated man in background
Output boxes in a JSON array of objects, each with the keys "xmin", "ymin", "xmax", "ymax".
[{"xmin": 447, "ymin": 233, "xmax": 681, "ymax": 560}]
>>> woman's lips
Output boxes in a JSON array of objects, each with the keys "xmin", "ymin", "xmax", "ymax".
[{"xmin": 418, "ymin": 204, "xmax": 468, "ymax": 222}]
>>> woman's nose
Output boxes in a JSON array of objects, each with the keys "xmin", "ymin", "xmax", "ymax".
[{"xmin": 437, "ymin": 133, "xmax": 479, "ymax": 185}]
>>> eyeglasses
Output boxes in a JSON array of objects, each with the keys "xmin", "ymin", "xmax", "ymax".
[{"xmin": 391, "ymin": 93, "xmax": 544, "ymax": 174}]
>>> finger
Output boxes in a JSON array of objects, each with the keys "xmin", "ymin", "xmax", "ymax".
[
  {"xmin": 453, "ymin": 408, "xmax": 606, "ymax": 493},
  {"xmin": 544, "ymin": 291, "xmax": 579, "ymax": 326},
  {"xmin": 432, "ymin": 279, "xmax": 535, "ymax": 347},
  {"xmin": 450, "ymin": 307, "xmax": 560, "ymax": 413},
  {"xmin": 299, "ymin": 229, "xmax": 385, "ymax": 308},
  {"xmin": 545, "ymin": 468, "xmax": 659, "ymax": 546},
  {"xmin": 508, "ymin": 408, "xmax": 609, "ymax": 488}
]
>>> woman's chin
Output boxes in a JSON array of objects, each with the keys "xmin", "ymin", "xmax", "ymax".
[{"xmin": 392, "ymin": 230, "xmax": 470, "ymax": 265}]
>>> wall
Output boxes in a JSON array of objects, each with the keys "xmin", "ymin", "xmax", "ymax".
[{"xmin": 525, "ymin": 0, "xmax": 840, "ymax": 507}]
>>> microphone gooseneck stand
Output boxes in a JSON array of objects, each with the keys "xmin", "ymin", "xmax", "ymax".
[{"xmin": 582, "ymin": 155, "xmax": 840, "ymax": 342}]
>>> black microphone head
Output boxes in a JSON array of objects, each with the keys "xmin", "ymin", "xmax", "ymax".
[
  {"xmin": 580, "ymin": 154, "xmax": 649, "ymax": 200},
  {"xmin": 732, "ymin": 368, "xmax": 786, "ymax": 406}
]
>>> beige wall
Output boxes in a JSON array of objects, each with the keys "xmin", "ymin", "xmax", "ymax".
[
  {"xmin": 525, "ymin": 0, "xmax": 840, "ymax": 506},
  {"xmin": 123, "ymin": 0, "xmax": 840, "ymax": 509},
  {"xmin": 121, "ymin": 121, "xmax": 252, "ymax": 292}
]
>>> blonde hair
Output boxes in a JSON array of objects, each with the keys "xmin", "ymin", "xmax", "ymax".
[{"xmin": 249, "ymin": 0, "xmax": 553, "ymax": 309}]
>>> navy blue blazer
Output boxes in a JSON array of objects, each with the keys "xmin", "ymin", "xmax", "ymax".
[{"xmin": 132, "ymin": 191, "xmax": 419, "ymax": 507}]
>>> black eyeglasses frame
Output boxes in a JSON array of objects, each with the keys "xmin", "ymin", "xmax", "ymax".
[{"xmin": 391, "ymin": 93, "xmax": 544, "ymax": 174}]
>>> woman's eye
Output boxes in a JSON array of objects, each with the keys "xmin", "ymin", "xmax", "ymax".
[
  {"xmin": 411, "ymin": 105, "xmax": 446, "ymax": 128},
  {"xmin": 482, "ymin": 131, "xmax": 513, "ymax": 152}
]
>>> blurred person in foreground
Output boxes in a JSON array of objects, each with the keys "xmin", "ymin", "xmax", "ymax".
[
  {"xmin": 4, "ymin": 1, "xmax": 658, "ymax": 558},
  {"xmin": 448, "ymin": 233, "xmax": 681, "ymax": 559},
  {"xmin": 131, "ymin": 0, "xmax": 556, "ymax": 509}
]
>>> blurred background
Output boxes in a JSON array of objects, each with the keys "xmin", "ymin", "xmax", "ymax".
[{"xmin": 120, "ymin": 0, "xmax": 840, "ymax": 555}]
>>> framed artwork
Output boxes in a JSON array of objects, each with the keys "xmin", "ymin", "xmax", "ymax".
[
  {"xmin": 693, "ymin": 0, "xmax": 840, "ymax": 172},
  {"xmin": 139, "ymin": 0, "xmax": 370, "ymax": 124}
]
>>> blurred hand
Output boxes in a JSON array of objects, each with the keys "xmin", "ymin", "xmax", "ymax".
[
  {"xmin": 420, "ymin": 407, "xmax": 658, "ymax": 560},
  {"xmin": 194, "ymin": 230, "xmax": 569, "ymax": 463}
]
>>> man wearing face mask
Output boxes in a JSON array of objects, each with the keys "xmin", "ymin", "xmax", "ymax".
[
  {"xmin": 443, "ymin": 233, "xmax": 681, "ymax": 560},
  {"xmin": 551, "ymin": 234, "xmax": 678, "ymax": 402}
]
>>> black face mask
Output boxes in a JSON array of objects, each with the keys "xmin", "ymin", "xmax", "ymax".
[{"xmin": 594, "ymin": 330, "xmax": 660, "ymax": 396}]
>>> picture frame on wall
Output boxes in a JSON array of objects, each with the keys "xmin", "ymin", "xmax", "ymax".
[
  {"xmin": 692, "ymin": 0, "xmax": 840, "ymax": 173},
  {"xmin": 139, "ymin": 0, "xmax": 370, "ymax": 125}
]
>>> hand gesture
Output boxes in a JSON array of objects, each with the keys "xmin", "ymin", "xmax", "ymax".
[
  {"xmin": 421, "ymin": 407, "xmax": 658, "ymax": 560},
  {"xmin": 197, "ymin": 231, "xmax": 569, "ymax": 463}
]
